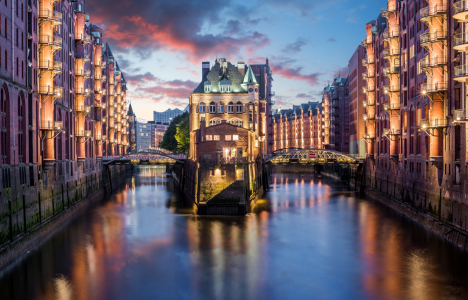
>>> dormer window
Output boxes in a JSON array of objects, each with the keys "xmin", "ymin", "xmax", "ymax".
[
  {"xmin": 204, "ymin": 81, "xmax": 211, "ymax": 93},
  {"xmin": 220, "ymin": 78, "xmax": 232, "ymax": 93}
]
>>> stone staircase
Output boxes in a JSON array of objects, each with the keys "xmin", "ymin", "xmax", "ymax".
[{"xmin": 207, "ymin": 181, "xmax": 244, "ymax": 204}]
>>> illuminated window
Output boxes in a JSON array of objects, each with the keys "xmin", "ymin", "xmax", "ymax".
[
  {"xmin": 225, "ymin": 135, "xmax": 232, "ymax": 141},
  {"xmin": 209, "ymin": 119, "xmax": 221, "ymax": 126},
  {"xmin": 206, "ymin": 135, "xmax": 213, "ymax": 141},
  {"xmin": 213, "ymin": 135, "xmax": 220, "ymax": 141},
  {"xmin": 233, "ymin": 135, "xmax": 239, "ymax": 141}
]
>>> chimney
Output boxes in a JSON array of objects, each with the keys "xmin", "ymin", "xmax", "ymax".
[
  {"xmin": 200, "ymin": 119, "xmax": 206, "ymax": 141},
  {"xmin": 202, "ymin": 62, "xmax": 210, "ymax": 79},
  {"xmin": 238, "ymin": 62, "xmax": 245, "ymax": 76}
]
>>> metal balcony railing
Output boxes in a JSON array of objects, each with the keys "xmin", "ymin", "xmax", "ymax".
[
  {"xmin": 382, "ymin": 66, "xmax": 400, "ymax": 76},
  {"xmin": 53, "ymin": 61, "xmax": 62, "ymax": 72},
  {"xmin": 363, "ymin": 114, "xmax": 375, "ymax": 121},
  {"xmin": 75, "ymin": 52, "xmax": 90, "ymax": 61},
  {"xmin": 38, "ymin": 9, "xmax": 62, "ymax": 24},
  {"xmin": 75, "ymin": 87, "xmax": 91, "ymax": 95},
  {"xmin": 382, "ymin": 48, "xmax": 399, "ymax": 58},
  {"xmin": 101, "ymin": 61, "xmax": 107, "ymax": 68},
  {"xmin": 382, "ymin": 3, "xmax": 398, "ymax": 18},
  {"xmin": 421, "ymin": 82, "xmax": 448, "ymax": 94},
  {"xmin": 421, "ymin": 56, "xmax": 447, "ymax": 69},
  {"xmin": 76, "ymin": 69, "xmax": 91, "ymax": 78},
  {"xmin": 75, "ymin": 105, "xmax": 92, "ymax": 114},
  {"xmin": 362, "ymin": 72, "xmax": 375, "ymax": 80},
  {"xmin": 76, "ymin": 33, "xmax": 91, "ymax": 44},
  {"xmin": 454, "ymin": 33, "xmax": 468, "ymax": 51},
  {"xmin": 454, "ymin": 109, "xmax": 468, "ymax": 122},
  {"xmin": 420, "ymin": 30, "xmax": 447, "ymax": 45},
  {"xmin": 362, "ymin": 58, "xmax": 374, "ymax": 66},
  {"xmin": 39, "ymin": 35, "xmax": 62, "ymax": 48},
  {"xmin": 363, "ymin": 86, "xmax": 375, "ymax": 93},
  {"xmin": 363, "ymin": 134, "xmax": 375, "ymax": 140},
  {"xmin": 454, "ymin": 0, "xmax": 468, "ymax": 20},
  {"xmin": 76, "ymin": 130, "xmax": 91, "ymax": 137},
  {"xmin": 420, "ymin": 118, "xmax": 447, "ymax": 128},
  {"xmin": 361, "ymin": 39, "xmax": 372, "ymax": 47},
  {"xmin": 39, "ymin": 86, "xmax": 62, "ymax": 97},
  {"xmin": 383, "ymin": 128, "xmax": 401, "ymax": 136},
  {"xmin": 420, "ymin": 3, "xmax": 447, "ymax": 21},
  {"xmin": 382, "ymin": 26, "xmax": 400, "ymax": 40},
  {"xmin": 95, "ymin": 102, "xmax": 106, "ymax": 109},
  {"xmin": 455, "ymin": 65, "xmax": 468, "ymax": 79},
  {"xmin": 383, "ymin": 103, "xmax": 400, "ymax": 111},
  {"xmin": 383, "ymin": 85, "xmax": 400, "ymax": 93},
  {"xmin": 40, "ymin": 121, "xmax": 63, "ymax": 131}
]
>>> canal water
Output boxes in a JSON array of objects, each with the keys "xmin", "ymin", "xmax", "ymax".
[{"xmin": 1, "ymin": 167, "xmax": 468, "ymax": 300}]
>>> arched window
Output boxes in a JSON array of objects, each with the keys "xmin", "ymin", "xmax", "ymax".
[
  {"xmin": 209, "ymin": 118, "xmax": 221, "ymax": 126},
  {"xmin": 199, "ymin": 102, "xmax": 206, "ymax": 113},
  {"xmin": 218, "ymin": 102, "xmax": 224, "ymax": 113},
  {"xmin": 236, "ymin": 102, "xmax": 243, "ymax": 113},
  {"xmin": 228, "ymin": 119, "xmax": 243, "ymax": 127},
  {"xmin": 228, "ymin": 102, "xmax": 234, "ymax": 113},
  {"xmin": 209, "ymin": 102, "xmax": 216, "ymax": 113}
]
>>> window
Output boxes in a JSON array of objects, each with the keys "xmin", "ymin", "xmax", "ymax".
[
  {"xmin": 213, "ymin": 135, "xmax": 220, "ymax": 141},
  {"xmin": 225, "ymin": 135, "xmax": 232, "ymax": 141},
  {"xmin": 236, "ymin": 102, "xmax": 243, "ymax": 113},
  {"xmin": 199, "ymin": 103, "xmax": 206, "ymax": 113},
  {"xmin": 204, "ymin": 85, "xmax": 211, "ymax": 92},
  {"xmin": 228, "ymin": 102, "xmax": 234, "ymax": 113},
  {"xmin": 206, "ymin": 135, "xmax": 213, "ymax": 141},
  {"xmin": 209, "ymin": 102, "xmax": 216, "ymax": 113},
  {"xmin": 218, "ymin": 103, "xmax": 224, "ymax": 113},
  {"xmin": 228, "ymin": 119, "xmax": 243, "ymax": 127},
  {"xmin": 233, "ymin": 135, "xmax": 239, "ymax": 141},
  {"xmin": 209, "ymin": 119, "xmax": 221, "ymax": 126}
]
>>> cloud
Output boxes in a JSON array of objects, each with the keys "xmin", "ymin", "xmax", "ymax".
[
  {"xmin": 332, "ymin": 66, "xmax": 349, "ymax": 78},
  {"xmin": 281, "ymin": 38, "xmax": 310, "ymax": 54},
  {"xmin": 87, "ymin": 0, "xmax": 270, "ymax": 63},
  {"xmin": 258, "ymin": 0, "xmax": 341, "ymax": 18},
  {"xmin": 271, "ymin": 63, "xmax": 321, "ymax": 86},
  {"xmin": 327, "ymin": 38, "xmax": 336, "ymax": 42},
  {"xmin": 296, "ymin": 93, "xmax": 312, "ymax": 98}
]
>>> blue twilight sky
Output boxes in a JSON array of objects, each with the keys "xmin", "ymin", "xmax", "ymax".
[{"xmin": 87, "ymin": 0, "xmax": 387, "ymax": 121}]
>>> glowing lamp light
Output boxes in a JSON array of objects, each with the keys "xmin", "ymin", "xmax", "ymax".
[{"xmin": 422, "ymin": 90, "xmax": 427, "ymax": 95}]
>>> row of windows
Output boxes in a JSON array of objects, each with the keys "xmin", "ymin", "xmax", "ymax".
[
  {"xmin": 208, "ymin": 118, "xmax": 243, "ymax": 127},
  {"xmin": 197, "ymin": 102, "xmax": 252, "ymax": 114},
  {"xmin": 205, "ymin": 135, "xmax": 239, "ymax": 141}
]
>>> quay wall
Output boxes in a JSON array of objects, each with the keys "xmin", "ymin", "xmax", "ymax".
[{"xmin": 0, "ymin": 160, "xmax": 129, "ymax": 270}]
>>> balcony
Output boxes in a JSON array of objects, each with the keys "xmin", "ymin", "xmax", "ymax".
[
  {"xmin": 75, "ymin": 87, "xmax": 91, "ymax": 95},
  {"xmin": 40, "ymin": 121, "xmax": 63, "ymax": 131},
  {"xmin": 39, "ymin": 86, "xmax": 63, "ymax": 97},
  {"xmin": 454, "ymin": 33, "xmax": 468, "ymax": 52},
  {"xmin": 362, "ymin": 58, "xmax": 374, "ymax": 66},
  {"xmin": 420, "ymin": 118, "xmax": 447, "ymax": 129},
  {"xmin": 101, "ymin": 61, "xmax": 107, "ymax": 68},
  {"xmin": 269, "ymin": 91, "xmax": 275, "ymax": 96},
  {"xmin": 382, "ymin": 66, "xmax": 400, "ymax": 76},
  {"xmin": 453, "ymin": 0, "xmax": 468, "ymax": 21},
  {"xmin": 382, "ymin": 26, "xmax": 400, "ymax": 41},
  {"xmin": 76, "ymin": 33, "xmax": 91, "ymax": 44},
  {"xmin": 382, "ymin": 3, "xmax": 398, "ymax": 18},
  {"xmin": 382, "ymin": 85, "xmax": 400, "ymax": 94},
  {"xmin": 420, "ymin": 30, "xmax": 447, "ymax": 46},
  {"xmin": 38, "ymin": 9, "xmax": 62, "ymax": 25},
  {"xmin": 363, "ymin": 134, "xmax": 375, "ymax": 140},
  {"xmin": 75, "ymin": 105, "xmax": 92, "ymax": 115},
  {"xmin": 76, "ymin": 69, "xmax": 91, "ymax": 78},
  {"xmin": 382, "ymin": 48, "xmax": 399, "ymax": 59},
  {"xmin": 362, "ymin": 72, "xmax": 375, "ymax": 80},
  {"xmin": 363, "ymin": 86, "xmax": 375, "ymax": 93},
  {"xmin": 75, "ymin": 52, "xmax": 90, "ymax": 61},
  {"xmin": 383, "ymin": 128, "xmax": 401, "ymax": 137},
  {"xmin": 421, "ymin": 56, "xmax": 447, "ymax": 70},
  {"xmin": 420, "ymin": 82, "xmax": 448, "ymax": 94},
  {"xmin": 76, "ymin": 130, "xmax": 92, "ymax": 138},
  {"xmin": 383, "ymin": 103, "xmax": 400, "ymax": 112},
  {"xmin": 39, "ymin": 35, "xmax": 62, "ymax": 49},
  {"xmin": 363, "ymin": 114, "xmax": 375, "ymax": 122},
  {"xmin": 361, "ymin": 39, "xmax": 372, "ymax": 47},
  {"xmin": 39, "ymin": 60, "xmax": 62, "ymax": 74},
  {"xmin": 100, "ymin": 75, "xmax": 107, "ymax": 82},
  {"xmin": 454, "ymin": 65, "xmax": 468, "ymax": 82},
  {"xmin": 420, "ymin": 3, "xmax": 447, "ymax": 22},
  {"xmin": 454, "ymin": 109, "xmax": 468, "ymax": 123},
  {"xmin": 95, "ymin": 102, "xmax": 106, "ymax": 109}
]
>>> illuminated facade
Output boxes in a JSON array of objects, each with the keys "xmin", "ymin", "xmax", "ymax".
[
  {"xmin": 189, "ymin": 59, "xmax": 274, "ymax": 162},
  {"xmin": 271, "ymin": 102, "xmax": 323, "ymax": 151}
]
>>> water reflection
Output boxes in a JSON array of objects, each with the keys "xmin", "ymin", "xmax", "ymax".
[{"xmin": 0, "ymin": 168, "xmax": 468, "ymax": 300}]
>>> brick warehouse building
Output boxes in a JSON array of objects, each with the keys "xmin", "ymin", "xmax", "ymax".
[
  {"xmin": 360, "ymin": 0, "xmax": 468, "ymax": 228},
  {"xmin": 189, "ymin": 59, "xmax": 274, "ymax": 162},
  {"xmin": 271, "ymin": 101, "xmax": 323, "ymax": 151},
  {"xmin": 0, "ymin": 0, "xmax": 128, "ymax": 242}
]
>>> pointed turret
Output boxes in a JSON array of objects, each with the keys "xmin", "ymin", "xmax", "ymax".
[{"xmin": 241, "ymin": 65, "xmax": 258, "ymax": 91}]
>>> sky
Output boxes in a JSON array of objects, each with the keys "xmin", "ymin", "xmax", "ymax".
[{"xmin": 86, "ymin": 0, "xmax": 388, "ymax": 121}]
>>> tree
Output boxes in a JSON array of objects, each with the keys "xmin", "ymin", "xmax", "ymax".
[
  {"xmin": 175, "ymin": 117, "xmax": 190, "ymax": 154},
  {"xmin": 160, "ymin": 112, "xmax": 189, "ymax": 153}
]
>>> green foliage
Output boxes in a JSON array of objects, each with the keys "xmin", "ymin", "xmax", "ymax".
[
  {"xmin": 160, "ymin": 112, "xmax": 189, "ymax": 153},
  {"xmin": 175, "ymin": 117, "xmax": 190, "ymax": 153}
]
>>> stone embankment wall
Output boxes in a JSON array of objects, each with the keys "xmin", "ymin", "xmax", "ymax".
[
  {"xmin": 364, "ymin": 158, "xmax": 468, "ymax": 250},
  {"xmin": 0, "ymin": 161, "xmax": 129, "ymax": 270}
]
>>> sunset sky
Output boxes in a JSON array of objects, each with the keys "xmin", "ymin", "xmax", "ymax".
[{"xmin": 87, "ymin": 0, "xmax": 387, "ymax": 121}]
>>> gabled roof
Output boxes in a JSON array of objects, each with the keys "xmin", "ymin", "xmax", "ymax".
[{"xmin": 192, "ymin": 60, "xmax": 246, "ymax": 94}]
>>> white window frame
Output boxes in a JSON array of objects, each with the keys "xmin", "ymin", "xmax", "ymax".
[
  {"xmin": 209, "ymin": 102, "xmax": 216, "ymax": 113},
  {"xmin": 218, "ymin": 103, "xmax": 224, "ymax": 113},
  {"xmin": 199, "ymin": 103, "xmax": 206, "ymax": 113},
  {"xmin": 228, "ymin": 102, "xmax": 234, "ymax": 113},
  {"xmin": 236, "ymin": 102, "xmax": 243, "ymax": 113}
]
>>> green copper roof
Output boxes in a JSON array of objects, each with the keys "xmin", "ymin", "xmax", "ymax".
[{"xmin": 242, "ymin": 65, "xmax": 258, "ymax": 86}]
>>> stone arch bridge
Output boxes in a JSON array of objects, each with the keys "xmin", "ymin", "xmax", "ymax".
[{"xmin": 103, "ymin": 150, "xmax": 186, "ymax": 165}]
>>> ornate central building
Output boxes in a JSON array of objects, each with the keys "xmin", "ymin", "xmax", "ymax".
[{"xmin": 189, "ymin": 59, "xmax": 273, "ymax": 162}]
